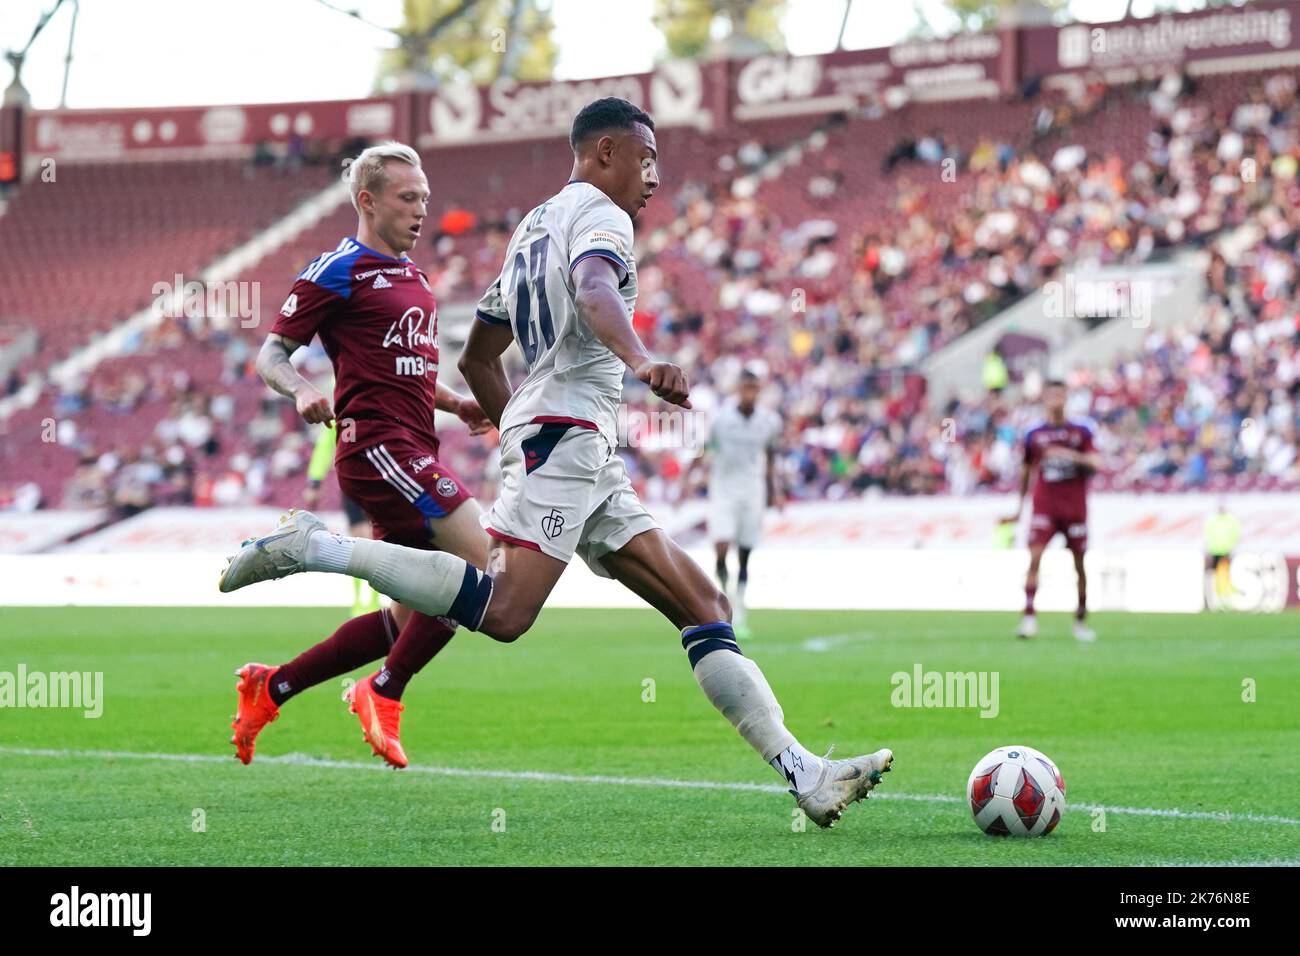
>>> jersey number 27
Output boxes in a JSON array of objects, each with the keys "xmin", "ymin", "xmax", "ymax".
[{"xmin": 512, "ymin": 235, "xmax": 556, "ymax": 366}]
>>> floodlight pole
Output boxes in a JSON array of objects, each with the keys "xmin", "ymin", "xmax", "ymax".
[{"xmin": 59, "ymin": 0, "xmax": 79, "ymax": 109}]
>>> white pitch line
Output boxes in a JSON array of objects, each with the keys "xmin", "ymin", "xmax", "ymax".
[{"xmin": 2, "ymin": 744, "xmax": 1297, "ymax": 828}]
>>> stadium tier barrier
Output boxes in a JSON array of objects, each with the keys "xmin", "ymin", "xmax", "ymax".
[{"xmin": 3, "ymin": 495, "xmax": 1298, "ymax": 612}]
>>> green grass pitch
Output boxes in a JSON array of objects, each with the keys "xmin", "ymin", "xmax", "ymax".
[{"xmin": 1, "ymin": 605, "xmax": 1296, "ymax": 866}]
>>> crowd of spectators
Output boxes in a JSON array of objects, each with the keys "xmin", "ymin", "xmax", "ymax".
[{"xmin": 5, "ymin": 67, "xmax": 1298, "ymax": 514}]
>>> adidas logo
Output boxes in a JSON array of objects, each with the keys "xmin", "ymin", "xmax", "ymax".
[{"xmin": 372, "ymin": 274, "xmax": 391, "ymax": 289}]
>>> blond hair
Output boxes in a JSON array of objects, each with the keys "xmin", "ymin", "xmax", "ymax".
[{"xmin": 341, "ymin": 141, "xmax": 422, "ymax": 211}]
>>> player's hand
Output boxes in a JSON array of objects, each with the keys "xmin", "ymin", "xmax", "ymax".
[
  {"xmin": 302, "ymin": 485, "xmax": 320, "ymax": 509},
  {"xmin": 295, "ymin": 386, "xmax": 334, "ymax": 425},
  {"xmin": 635, "ymin": 361, "xmax": 692, "ymax": 409},
  {"xmin": 456, "ymin": 398, "xmax": 494, "ymax": 436}
]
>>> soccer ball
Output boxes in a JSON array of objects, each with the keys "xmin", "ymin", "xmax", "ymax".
[{"xmin": 967, "ymin": 745, "xmax": 1066, "ymax": 836}]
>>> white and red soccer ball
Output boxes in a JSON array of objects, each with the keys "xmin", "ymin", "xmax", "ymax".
[{"xmin": 967, "ymin": 745, "xmax": 1066, "ymax": 836}]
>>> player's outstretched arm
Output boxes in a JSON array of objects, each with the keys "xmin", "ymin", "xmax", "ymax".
[
  {"xmin": 257, "ymin": 333, "xmax": 334, "ymax": 424},
  {"xmin": 573, "ymin": 257, "xmax": 691, "ymax": 408},
  {"xmin": 458, "ymin": 318, "xmax": 516, "ymax": 429}
]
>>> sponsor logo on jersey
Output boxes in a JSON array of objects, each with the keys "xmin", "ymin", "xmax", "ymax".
[
  {"xmin": 372, "ymin": 274, "xmax": 391, "ymax": 289},
  {"xmin": 355, "ymin": 267, "xmax": 410, "ymax": 280},
  {"xmin": 280, "ymin": 293, "xmax": 298, "ymax": 317},
  {"xmin": 586, "ymin": 230, "xmax": 623, "ymax": 251},
  {"xmin": 394, "ymin": 355, "xmax": 434, "ymax": 377},
  {"xmin": 410, "ymin": 455, "xmax": 435, "ymax": 474},
  {"xmin": 383, "ymin": 306, "xmax": 435, "ymax": 350}
]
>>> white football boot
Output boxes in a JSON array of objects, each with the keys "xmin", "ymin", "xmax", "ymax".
[
  {"xmin": 1072, "ymin": 619, "xmax": 1097, "ymax": 643},
  {"xmin": 1017, "ymin": 613, "xmax": 1038, "ymax": 639},
  {"xmin": 794, "ymin": 747, "xmax": 894, "ymax": 828},
  {"xmin": 219, "ymin": 509, "xmax": 328, "ymax": 593}
]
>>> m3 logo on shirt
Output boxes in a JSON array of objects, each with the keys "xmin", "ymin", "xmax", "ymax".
[
  {"xmin": 394, "ymin": 355, "xmax": 433, "ymax": 377},
  {"xmin": 541, "ymin": 508, "xmax": 565, "ymax": 540}
]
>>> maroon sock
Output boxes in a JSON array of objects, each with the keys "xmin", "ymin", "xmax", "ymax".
[
  {"xmin": 270, "ymin": 609, "xmax": 397, "ymax": 706},
  {"xmin": 372, "ymin": 613, "xmax": 456, "ymax": 701},
  {"xmin": 1024, "ymin": 586, "xmax": 1037, "ymax": 615}
]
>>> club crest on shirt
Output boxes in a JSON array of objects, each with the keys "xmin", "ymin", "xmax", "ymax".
[{"xmin": 541, "ymin": 508, "xmax": 565, "ymax": 539}]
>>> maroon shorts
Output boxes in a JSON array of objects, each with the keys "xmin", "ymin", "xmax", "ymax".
[
  {"xmin": 336, "ymin": 438, "xmax": 473, "ymax": 549},
  {"xmin": 1029, "ymin": 509, "xmax": 1087, "ymax": 552}
]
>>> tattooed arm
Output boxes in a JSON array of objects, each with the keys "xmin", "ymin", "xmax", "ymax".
[{"xmin": 256, "ymin": 333, "xmax": 334, "ymax": 425}]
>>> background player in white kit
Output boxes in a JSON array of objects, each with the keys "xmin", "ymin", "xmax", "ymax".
[
  {"xmin": 682, "ymin": 369, "xmax": 784, "ymax": 636},
  {"xmin": 221, "ymin": 98, "xmax": 892, "ymax": 827}
]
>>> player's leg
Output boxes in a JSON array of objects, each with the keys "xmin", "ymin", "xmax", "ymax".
[
  {"xmin": 732, "ymin": 498, "xmax": 761, "ymax": 635},
  {"xmin": 1019, "ymin": 513, "xmax": 1051, "ymax": 638},
  {"xmin": 334, "ymin": 451, "xmax": 497, "ymax": 766},
  {"xmin": 708, "ymin": 489, "xmax": 733, "ymax": 593},
  {"xmin": 283, "ymin": 451, "xmax": 488, "ymax": 703},
  {"xmin": 713, "ymin": 541, "xmax": 730, "ymax": 592},
  {"xmin": 368, "ymin": 496, "xmax": 490, "ymax": 701},
  {"xmin": 598, "ymin": 527, "xmax": 891, "ymax": 828},
  {"xmin": 474, "ymin": 539, "xmax": 568, "ymax": 641},
  {"xmin": 734, "ymin": 546, "xmax": 752, "ymax": 632},
  {"xmin": 343, "ymin": 493, "xmax": 379, "ymax": 616},
  {"xmin": 1214, "ymin": 553, "xmax": 1234, "ymax": 598},
  {"xmin": 230, "ymin": 491, "xmax": 401, "ymax": 763},
  {"xmin": 1019, "ymin": 544, "xmax": 1046, "ymax": 639},
  {"xmin": 1068, "ymin": 523, "xmax": 1095, "ymax": 642},
  {"xmin": 229, "ymin": 606, "xmax": 399, "ymax": 765}
]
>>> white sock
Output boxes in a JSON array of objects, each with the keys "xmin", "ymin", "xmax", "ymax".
[
  {"xmin": 307, "ymin": 535, "xmax": 484, "ymax": 620},
  {"xmin": 770, "ymin": 743, "xmax": 825, "ymax": 794},
  {"xmin": 305, "ymin": 532, "xmax": 354, "ymax": 573},
  {"xmin": 684, "ymin": 625, "xmax": 797, "ymax": 763}
]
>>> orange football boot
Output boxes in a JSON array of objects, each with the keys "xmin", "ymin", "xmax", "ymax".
[
  {"xmin": 230, "ymin": 663, "xmax": 281, "ymax": 764},
  {"xmin": 345, "ymin": 673, "xmax": 408, "ymax": 769}
]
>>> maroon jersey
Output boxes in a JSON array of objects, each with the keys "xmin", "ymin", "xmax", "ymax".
[
  {"xmin": 271, "ymin": 238, "xmax": 439, "ymax": 463},
  {"xmin": 1024, "ymin": 419, "xmax": 1094, "ymax": 516}
]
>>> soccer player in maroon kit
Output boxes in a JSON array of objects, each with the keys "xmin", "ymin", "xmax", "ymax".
[
  {"xmin": 228, "ymin": 142, "xmax": 493, "ymax": 768},
  {"xmin": 1005, "ymin": 380, "xmax": 1101, "ymax": 642}
]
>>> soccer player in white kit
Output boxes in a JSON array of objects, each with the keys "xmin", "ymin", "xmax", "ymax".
[
  {"xmin": 685, "ymin": 369, "xmax": 784, "ymax": 635},
  {"xmin": 220, "ymin": 98, "xmax": 892, "ymax": 827}
]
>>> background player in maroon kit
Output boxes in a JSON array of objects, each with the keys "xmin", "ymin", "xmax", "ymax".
[
  {"xmin": 229, "ymin": 142, "xmax": 493, "ymax": 768},
  {"xmin": 1005, "ymin": 380, "xmax": 1102, "ymax": 642}
]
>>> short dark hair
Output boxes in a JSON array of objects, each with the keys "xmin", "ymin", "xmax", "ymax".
[
  {"xmin": 570, "ymin": 98, "xmax": 654, "ymax": 150},
  {"xmin": 739, "ymin": 369, "xmax": 761, "ymax": 384}
]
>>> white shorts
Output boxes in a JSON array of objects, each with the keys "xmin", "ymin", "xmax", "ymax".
[
  {"xmin": 708, "ymin": 491, "xmax": 764, "ymax": 548},
  {"xmin": 482, "ymin": 421, "xmax": 658, "ymax": 578}
]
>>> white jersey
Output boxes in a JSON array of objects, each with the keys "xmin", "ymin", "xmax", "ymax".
[
  {"xmin": 475, "ymin": 181, "xmax": 637, "ymax": 448},
  {"xmin": 707, "ymin": 401, "xmax": 782, "ymax": 499}
]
